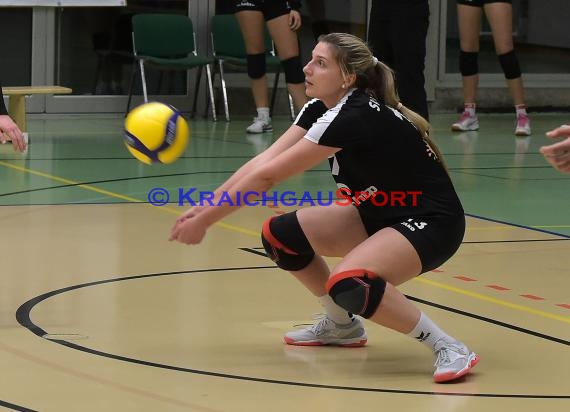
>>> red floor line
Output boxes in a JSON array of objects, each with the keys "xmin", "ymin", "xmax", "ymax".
[
  {"xmin": 520, "ymin": 294, "xmax": 545, "ymax": 301},
  {"xmin": 453, "ymin": 275, "xmax": 477, "ymax": 282},
  {"xmin": 440, "ymin": 268, "xmax": 566, "ymax": 310},
  {"xmin": 486, "ymin": 284, "xmax": 511, "ymax": 291}
]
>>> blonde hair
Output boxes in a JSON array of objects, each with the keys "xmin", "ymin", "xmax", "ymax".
[{"xmin": 319, "ymin": 33, "xmax": 445, "ymax": 164}]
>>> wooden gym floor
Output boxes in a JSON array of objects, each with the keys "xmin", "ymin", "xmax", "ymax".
[{"xmin": 0, "ymin": 112, "xmax": 568, "ymax": 411}]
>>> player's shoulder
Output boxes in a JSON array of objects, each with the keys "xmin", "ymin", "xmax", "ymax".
[
  {"xmin": 301, "ymin": 98, "xmax": 327, "ymax": 115},
  {"xmin": 339, "ymin": 90, "xmax": 396, "ymax": 123},
  {"xmin": 295, "ymin": 98, "xmax": 328, "ymax": 129}
]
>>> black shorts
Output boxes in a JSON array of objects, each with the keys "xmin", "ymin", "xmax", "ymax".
[
  {"xmin": 358, "ymin": 211, "xmax": 466, "ymax": 273},
  {"xmin": 457, "ymin": 0, "xmax": 512, "ymax": 6},
  {"xmin": 235, "ymin": 0, "xmax": 292, "ymax": 21}
]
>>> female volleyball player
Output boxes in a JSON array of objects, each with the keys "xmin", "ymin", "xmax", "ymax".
[{"xmin": 170, "ymin": 33, "xmax": 479, "ymax": 383}]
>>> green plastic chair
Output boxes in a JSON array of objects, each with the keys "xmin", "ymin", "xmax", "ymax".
[
  {"xmin": 126, "ymin": 13, "xmax": 216, "ymax": 121},
  {"xmin": 210, "ymin": 14, "xmax": 294, "ymax": 122}
]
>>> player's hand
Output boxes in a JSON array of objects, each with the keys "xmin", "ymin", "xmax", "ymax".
[
  {"xmin": 175, "ymin": 206, "xmax": 203, "ymax": 225},
  {"xmin": 169, "ymin": 214, "xmax": 208, "ymax": 245},
  {"xmin": 545, "ymin": 124, "xmax": 570, "ymax": 140},
  {"xmin": 0, "ymin": 115, "xmax": 26, "ymax": 152},
  {"xmin": 289, "ymin": 10, "xmax": 302, "ymax": 31},
  {"xmin": 540, "ymin": 125, "xmax": 570, "ymax": 174}
]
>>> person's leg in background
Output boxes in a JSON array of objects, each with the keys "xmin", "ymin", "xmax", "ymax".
[
  {"xmin": 236, "ymin": 7, "xmax": 273, "ymax": 133},
  {"xmin": 367, "ymin": 2, "xmax": 395, "ymax": 76},
  {"xmin": 387, "ymin": 1, "xmax": 430, "ymax": 120},
  {"xmin": 266, "ymin": 14, "xmax": 308, "ymax": 112},
  {"xmin": 452, "ymin": 1, "xmax": 483, "ymax": 132},
  {"xmin": 305, "ymin": 0, "xmax": 330, "ymax": 40},
  {"xmin": 484, "ymin": 1, "xmax": 530, "ymax": 136},
  {"xmin": 368, "ymin": 1, "xmax": 430, "ymax": 120}
]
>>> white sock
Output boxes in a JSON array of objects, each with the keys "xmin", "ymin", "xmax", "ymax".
[
  {"xmin": 319, "ymin": 295, "xmax": 352, "ymax": 325},
  {"xmin": 407, "ymin": 312, "xmax": 455, "ymax": 352},
  {"xmin": 515, "ymin": 104, "xmax": 527, "ymax": 116},
  {"xmin": 464, "ymin": 103, "xmax": 476, "ymax": 117},
  {"xmin": 256, "ymin": 107, "xmax": 270, "ymax": 120}
]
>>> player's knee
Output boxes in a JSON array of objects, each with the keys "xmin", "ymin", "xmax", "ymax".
[
  {"xmin": 498, "ymin": 50, "xmax": 521, "ymax": 79},
  {"xmin": 459, "ymin": 51, "xmax": 478, "ymax": 76},
  {"xmin": 281, "ymin": 55, "xmax": 304, "ymax": 84},
  {"xmin": 326, "ymin": 269, "xmax": 386, "ymax": 319},
  {"xmin": 261, "ymin": 213, "xmax": 314, "ymax": 271},
  {"xmin": 247, "ymin": 53, "xmax": 266, "ymax": 79}
]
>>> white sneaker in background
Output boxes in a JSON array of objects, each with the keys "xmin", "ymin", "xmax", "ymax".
[
  {"xmin": 451, "ymin": 111, "xmax": 479, "ymax": 132},
  {"xmin": 246, "ymin": 116, "xmax": 272, "ymax": 134},
  {"xmin": 515, "ymin": 113, "xmax": 532, "ymax": 136}
]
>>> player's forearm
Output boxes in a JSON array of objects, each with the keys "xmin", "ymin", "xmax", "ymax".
[{"xmin": 197, "ymin": 170, "xmax": 279, "ymax": 227}]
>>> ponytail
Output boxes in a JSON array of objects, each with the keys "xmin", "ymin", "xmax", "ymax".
[
  {"xmin": 319, "ymin": 32, "xmax": 446, "ymax": 168},
  {"xmin": 372, "ymin": 60, "xmax": 446, "ymax": 168},
  {"xmin": 371, "ymin": 61, "xmax": 430, "ymax": 138}
]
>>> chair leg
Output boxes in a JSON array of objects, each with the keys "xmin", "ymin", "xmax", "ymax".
[
  {"xmin": 218, "ymin": 60, "xmax": 229, "ymax": 122},
  {"xmin": 269, "ymin": 72, "xmax": 280, "ymax": 118},
  {"xmin": 139, "ymin": 60, "xmax": 149, "ymax": 103},
  {"xmin": 125, "ymin": 61, "xmax": 137, "ymax": 116},
  {"xmin": 288, "ymin": 92, "xmax": 295, "ymax": 120},
  {"xmin": 191, "ymin": 67, "xmax": 203, "ymax": 119},
  {"xmin": 205, "ymin": 64, "xmax": 217, "ymax": 122},
  {"xmin": 205, "ymin": 69, "xmax": 216, "ymax": 119}
]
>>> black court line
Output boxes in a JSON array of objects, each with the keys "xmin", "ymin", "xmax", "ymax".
[
  {"xmin": 0, "ymin": 155, "xmax": 255, "ymax": 161},
  {"xmin": 0, "ymin": 152, "xmax": 552, "ymax": 162},
  {"xmin": 0, "ymin": 169, "xmax": 332, "ymax": 199},
  {"xmin": 450, "ymin": 170, "xmax": 545, "ymax": 181},
  {"xmin": 0, "ymin": 170, "xmax": 237, "ymax": 198},
  {"xmin": 462, "ymin": 238, "xmax": 570, "ymax": 244},
  {"xmin": 15, "ymin": 266, "xmax": 569, "ymax": 399},
  {"xmin": 466, "ymin": 213, "xmax": 570, "ymax": 239},
  {"xmin": 239, "ymin": 248, "xmax": 267, "ymax": 257},
  {"xmin": 445, "ymin": 153, "xmax": 546, "ymax": 156},
  {"xmin": 0, "ymin": 400, "xmax": 37, "ymax": 412},
  {"xmin": 447, "ymin": 165, "xmax": 559, "ymax": 170},
  {"xmin": 449, "ymin": 168, "xmax": 570, "ymax": 181}
]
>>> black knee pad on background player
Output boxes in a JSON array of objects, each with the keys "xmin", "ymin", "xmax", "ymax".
[
  {"xmin": 247, "ymin": 53, "xmax": 266, "ymax": 79},
  {"xmin": 281, "ymin": 55, "xmax": 304, "ymax": 84},
  {"xmin": 459, "ymin": 50, "xmax": 479, "ymax": 76},
  {"xmin": 261, "ymin": 213, "xmax": 315, "ymax": 271},
  {"xmin": 498, "ymin": 50, "xmax": 521, "ymax": 79},
  {"xmin": 326, "ymin": 269, "xmax": 386, "ymax": 319}
]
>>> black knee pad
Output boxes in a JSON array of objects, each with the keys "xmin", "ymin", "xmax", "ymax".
[
  {"xmin": 498, "ymin": 50, "xmax": 521, "ymax": 79},
  {"xmin": 281, "ymin": 55, "xmax": 304, "ymax": 84},
  {"xmin": 261, "ymin": 212, "xmax": 314, "ymax": 271},
  {"xmin": 326, "ymin": 270, "xmax": 386, "ymax": 319},
  {"xmin": 247, "ymin": 53, "xmax": 266, "ymax": 79},
  {"xmin": 459, "ymin": 51, "xmax": 479, "ymax": 76}
]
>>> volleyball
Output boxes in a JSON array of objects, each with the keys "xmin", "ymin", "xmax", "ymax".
[{"xmin": 123, "ymin": 102, "xmax": 189, "ymax": 164}]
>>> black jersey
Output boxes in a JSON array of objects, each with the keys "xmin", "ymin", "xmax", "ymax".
[{"xmin": 294, "ymin": 89, "xmax": 463, "ymax": 222}]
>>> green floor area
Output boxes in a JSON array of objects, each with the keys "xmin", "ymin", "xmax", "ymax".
[{"xmin": 0, "ymin": 112, "xmax": 569, "ymax": 236}]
